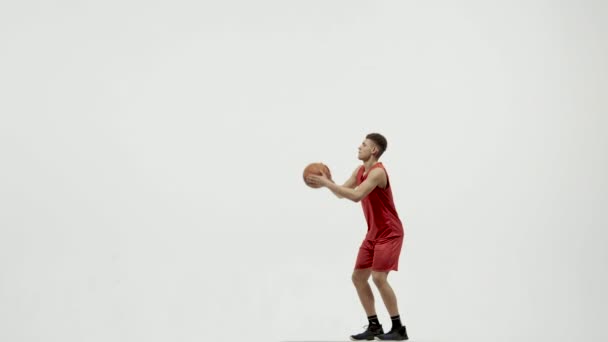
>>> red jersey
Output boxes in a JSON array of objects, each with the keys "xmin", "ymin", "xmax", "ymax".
[{"xmin": 356, "ymin": 163, "xmax": 404, "ymax": 241}]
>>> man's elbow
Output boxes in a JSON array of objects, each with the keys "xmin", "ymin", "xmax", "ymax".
[{"xmin": 350, "ymin": 194, "xmax": 363, "ymax": 202}]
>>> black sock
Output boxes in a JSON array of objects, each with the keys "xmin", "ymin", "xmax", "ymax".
[
  {"xmin": 368, "ymin": 314, "xmax": 380, "ymax": 327},
  {"xmin": 390, "ymin": 315, "xmax": 403, "ymax": 331}
]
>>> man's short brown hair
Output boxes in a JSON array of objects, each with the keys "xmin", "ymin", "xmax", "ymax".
[{"xmin": 366, "ymin": 133, "xmax": 387, "ymax": 158}]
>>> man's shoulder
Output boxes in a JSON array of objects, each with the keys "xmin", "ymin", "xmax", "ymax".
[
  {"xmin": 369, "ymin": 166, "xmax": 387, "ymax": 181},
  {"xmin": 371, "ymin": 163, "xmax": 387, "ymax": 173}
]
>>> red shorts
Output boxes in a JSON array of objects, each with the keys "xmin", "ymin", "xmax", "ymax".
[{"xmin": 354, "ymin": 236, "xmax": 404, "ymax": 272}]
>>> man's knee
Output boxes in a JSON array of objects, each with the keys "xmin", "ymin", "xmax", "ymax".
[
  {"xmin": 371, "ymin": 271, "xmax": 388, "ymax": 286},
  {"xmin": 352, "ymin": 269, "xmax": 371, "ymax": 285}
]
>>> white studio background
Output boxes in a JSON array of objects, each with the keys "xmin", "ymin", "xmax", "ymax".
[{"xmin": 1, "ymin": 1, "xmax": 607, "ymax": 342}]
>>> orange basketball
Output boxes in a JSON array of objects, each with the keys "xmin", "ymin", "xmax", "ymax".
[{"xmin": 303, "ymin": 162, "xmax": 331, "ymax": 188}]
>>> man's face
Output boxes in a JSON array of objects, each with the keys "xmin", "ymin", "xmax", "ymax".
[{"xmin": 358, "ymin": 139, "xmax": 377, "ymax": 160}]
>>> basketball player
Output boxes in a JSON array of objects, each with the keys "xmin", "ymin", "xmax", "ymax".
[{"xmin": 306, "ymin": 133, "xmax": 408, "ymax": 341}]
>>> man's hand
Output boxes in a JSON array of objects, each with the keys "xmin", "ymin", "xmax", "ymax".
[{"xmin": 306, "ymin": 170, "xmax": 333, "ymax": 188}]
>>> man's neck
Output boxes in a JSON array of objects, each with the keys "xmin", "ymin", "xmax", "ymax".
[{"xmin": 363, "ymin": 158, "xmax": 379, "ymax": 171}]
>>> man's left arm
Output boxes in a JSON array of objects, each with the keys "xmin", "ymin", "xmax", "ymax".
[{"xmin": 313, "ymin": 168, "xmax": 384, "ymax": 203}]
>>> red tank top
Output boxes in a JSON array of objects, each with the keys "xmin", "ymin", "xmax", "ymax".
[{"xmin": 357, "ymin": 163, "xmax": 404, "ymax": 241}]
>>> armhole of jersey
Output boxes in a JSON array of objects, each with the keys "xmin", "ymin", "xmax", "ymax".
[
  {"xmin": 385, "ymin": 171, "xmax": 390, "ymax": 189},
  {"xmin": 373, "ymin": 164, "xmax": 389, "ymax": 189}
]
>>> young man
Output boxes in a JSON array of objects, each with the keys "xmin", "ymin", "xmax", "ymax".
[{"xmin": 306, "ymin": 133, "xmax": 408, "ymax": 341}]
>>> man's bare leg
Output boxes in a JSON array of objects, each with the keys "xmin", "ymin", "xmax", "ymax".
[
  {"xmin": 371, "ymin": 271, "xmax": 399, "ymax": 316},
  {"xmin": 352, "ymin": 268, "xmax": 376, "ymax": 316}
]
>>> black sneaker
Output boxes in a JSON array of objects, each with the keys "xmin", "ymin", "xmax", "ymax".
[
  {"xmin": 350, "ymin": 324, "xmax": 384, "ymax": 341},
  {"xmin": 374, "ymin": 325, "xmax": 408, "ymax": 341}
]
